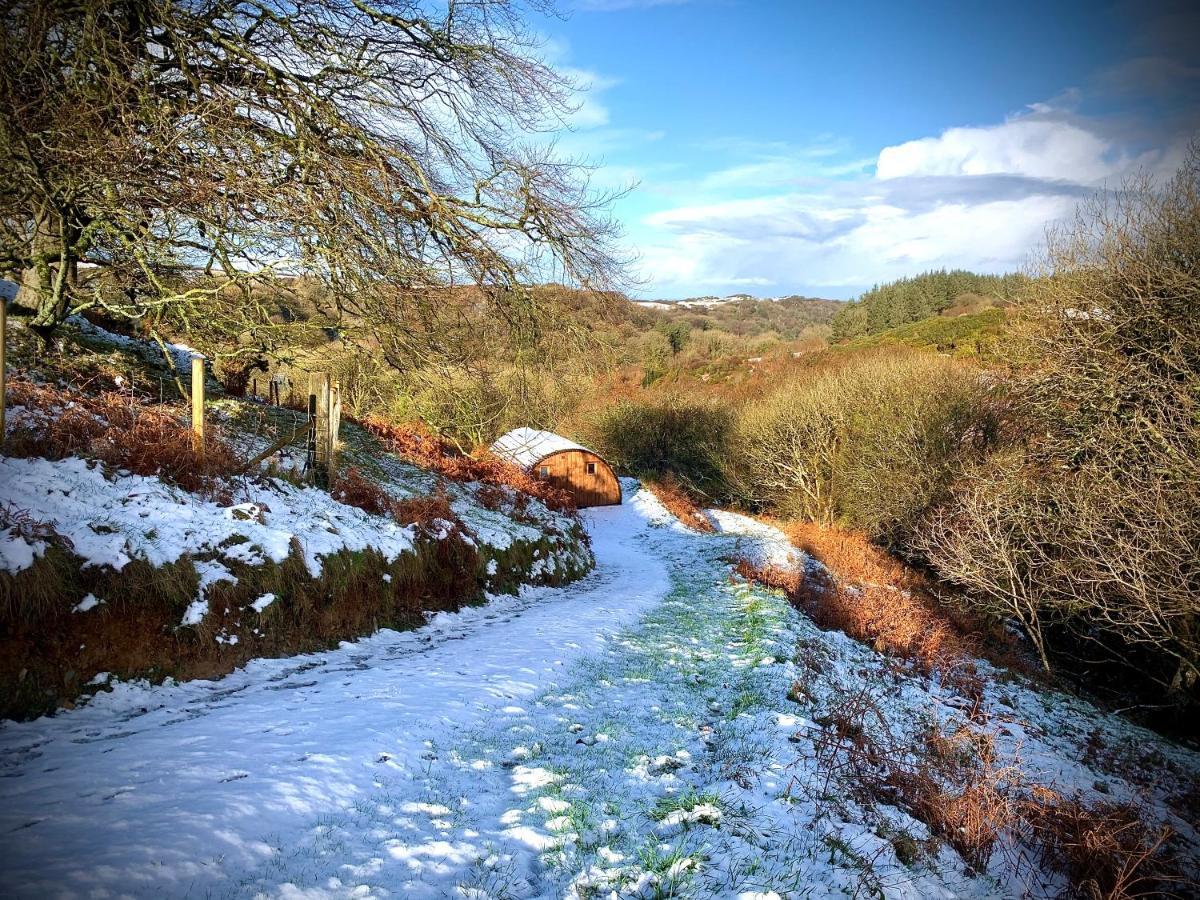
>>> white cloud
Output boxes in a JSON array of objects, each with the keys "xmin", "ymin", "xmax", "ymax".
[
  {"xmin": 699, "ymin": 154, "xmax": 873, "ymax": 190},
  {"xmin": 637, "ymin": 190, "xmax": 1076, "ymax": 294},
  {"xmin": 558, "ymin": 67, "xmax": 619, "ymax": 130},
  {"xmin": 875, "ymin": 118, "xmax": 1120, "ymax": 183},
  {"xmin": 846, "ymin": 196, "xmax": 1075, "ymax": 269},
  {"xmin": 629, "ymin": 108, "xmax": 1173, "ymax": 298}
]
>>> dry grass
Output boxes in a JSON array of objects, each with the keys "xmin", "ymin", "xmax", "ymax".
[
  {"xmin": 0, "ymin": 539, "xmax": 480, "ymax": 719},
  {"xmin": 890, "ymin": 726, "xmax": 1021, "ymax": 871},
  {"xmin": 773, "ymin": 523, "xmax": 1187, "ymax": 894},
  {"xmin": 735, "ymin": 555, "xmax": 986, "ymax": 703},
  {"xmin": 360, "ymin": 415, "xmax": 576, "ymax": 512},
  {"xmin": 786, "ymin": 520, "xmax": 927, "ymax": 593},
  {"xmin": 392, "ymin": 492, "xmax": 457, "ymax": 528},
  {"xmin": 1022, "ymin": 790, "xmax": 1186, "ymax": 899},
  {"xmin": 860, "ymin": 724, "xmax": 1180, "ymax": 894},
  {"xmin": 800, "ymin": 679, "xmax": 1181, "ymax": 891},
  {"xmin": 644, "ymin": 476, "xmax": 714, "ymax": 532},
  {"xmin": 739, "ymin": 520, "xmax": 1026, "ymax": 689},
  {"xmin": 805, "ymin": 685, "xmax": 1020, "ymax": 872},
  {"xmin": 332, "ymin": 467, "xmax": 460, "ymax": 530},
  {"xmin": 331, "ymin": 466, "xmax": 396, "ymax": 517},
  {"xmin": 4, "ymin": 379, "xmax": 239, "ymax": 500},
  {"xmin": 472, "ymin": 483, "xmax": 519, "ymax": 513}
]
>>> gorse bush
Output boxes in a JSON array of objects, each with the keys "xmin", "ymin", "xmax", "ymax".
[
  {"xmin": 729, "ymin": 350, "xmax": 1000, "ymax": 546},
  {"xmin": 582, "ymin": 395, "xmax": 735, "ymax": 499}
]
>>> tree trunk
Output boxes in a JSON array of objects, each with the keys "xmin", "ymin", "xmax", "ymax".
[
  {"xmin": 1023, "ymin": 608, "xmax": 1053, "ymax": 674},
  {"xmin": 17, "ymin": 206, "xmax": 77, "ymax": 346},
  {"xmin": 1168, "ymin": 657, "xmax": 1198, "ymax": 696}
]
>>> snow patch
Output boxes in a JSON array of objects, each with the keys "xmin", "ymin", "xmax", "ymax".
[
  {"xmin": 0, "ymin": 456, "xmax": 418, "ymax": 577},
  {"xmin": 0, "ymin": 526, "xmax": 47, "ymax": 574},
  {"xmin": 72, "ymin": 594, "xmax": 104, "ymax": 613},
  {"xmin": 250, "ymin": 593, "xmax": 277, "ymax": 613}
]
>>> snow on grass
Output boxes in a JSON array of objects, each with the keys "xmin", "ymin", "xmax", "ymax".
[
  {"xmin": 708, "ymin": 508, "xmax": 803, "ymax": 570},
  {"xmin": 0, "ymin": 455, "xmax": 419, "ymax": 577},
  {"xmin": 0, "ymin": 526, "xmax": 46, "ymax": 574},
  {"xmin": 71, "ymin": 594, "xmax": 104, "ymax": 613},
  {"xmin": 214, "ymin": 404, "xmax": 591, "ymax": 581},
  {"xmin": 70, "ymin": 314, "xmax": 200, "ymax": 374},
  {"xmin": 1, "ymin": 483, "xmax": 1196, "ymax": 898},
  {"xmin": 363, "ymin": 448, "xmax": 585, "ymax": 561},
  {"xmin": 7, "ymin": 310, "xmax": 585, "ymax": 587},
  {"xmin": 219, "ymin": 503, "xmax": 1200, "ymax": 898},
  {"xmin": 178, "ymin": 560, "xmax": 237, "ymax": 626}
]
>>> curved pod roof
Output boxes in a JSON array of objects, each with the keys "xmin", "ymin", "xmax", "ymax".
[{"xmin": 490, "ymin": 427, "xmax": 603, "ymax": 470}]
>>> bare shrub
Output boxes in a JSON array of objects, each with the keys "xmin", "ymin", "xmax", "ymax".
[
  {"xmin": 730, "ymin": 349, "xmax": 1000, "ymax": 543},
  {"xmin": 917, "ymin": 451, "xmax": 1060, "ymax": 673},
  {"xmin": 801, "ymin": 676, "xmax": 1179, "ymax": 890},
  {"xmin": 920, "ymin": 149, "xmax": 1200, "ymax": 701},
  {"xmin": 400, "ymin": 363, "xmax": 588, "ymax": 452},
  {"xmin": 213, "ymin": 355, "xmax": 269, "ymax": 398},
  {"xmin": 811, "ymin": 697, "xmax": 1183, "ymax": 891}
]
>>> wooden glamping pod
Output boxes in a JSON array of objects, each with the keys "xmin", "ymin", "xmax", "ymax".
[{"xmin": 490, "ymin": 428, "xmax": 622, "ymax": 508}]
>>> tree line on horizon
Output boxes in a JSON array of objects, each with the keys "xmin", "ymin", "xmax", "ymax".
[{"xmin": 831, "ymin": 269, "xmax": 1029, "ymax": 342}]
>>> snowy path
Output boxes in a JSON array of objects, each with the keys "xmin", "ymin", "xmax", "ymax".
[{"xmin": 0, "ymin": 489, "xmax": 671, "ymax": 898}]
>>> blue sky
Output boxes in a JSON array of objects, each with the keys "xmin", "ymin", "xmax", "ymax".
[{"xmin": 534, "ymin": 0, "xmax": 1200, "ymax": 298}]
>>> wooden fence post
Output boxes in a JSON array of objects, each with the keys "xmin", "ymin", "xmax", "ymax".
[
  {"xmin": 316, "ymin": 373, "xmax": 331, "ymax": 486},
  {"xmin": 298, "ymin": 373, "xmax": 343, "ymax": 489},
  {"xmin": 190, "ymin": 356, "xmax": 205, "ymax": 453},
  {"xmin": 305, "ymin": 385, "xmax": 318, "ymax": 478},
  {"xmin": 0, "ymin": 299, "xmax": 6, "ymax": 448},
  {"xmin": 328, "ymin": 378, "xmax": 342, "ymax": 486}
]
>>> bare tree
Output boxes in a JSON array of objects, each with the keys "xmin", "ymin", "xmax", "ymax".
[
  {"xmin": 0, "ymin": 0, "xmax": 628, "ymax": 354},
  {"xmin": 921, "ymin": 146, "xmax": 1200, "ymax": 694},
  {"xmin": 917, "ymin": 452, "xmax": 1059, "ymax": 673}
]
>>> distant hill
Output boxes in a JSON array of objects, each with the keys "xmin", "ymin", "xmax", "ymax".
[
  {"xmin": 635, "ymin": 292, "xmax": 838, "ymax": 310},
  {"xmin": 635, "ymin": 293, "xmax": 845, "ymax": 340}
]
